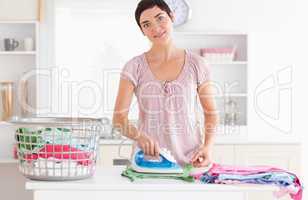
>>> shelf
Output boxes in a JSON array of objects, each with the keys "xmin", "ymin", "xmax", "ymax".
[
  {"xmin": 214, "ymin": 93, "xmax": 247, "ymax": 97},
  {"xmin": 205, "ymin": 61, "xmax": 247, "ymax": 65},
  {"xmin": 0, "ymin": 51, "xmax": 36, "ymax": 55},
  {"xmin": 0, "ymin": 20, "xmax": 38, "ymax": 24}
]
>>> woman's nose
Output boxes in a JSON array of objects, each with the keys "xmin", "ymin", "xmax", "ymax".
[{"xmin": 151, "ymin": 22, "xmax": 162, "ymax": 33}]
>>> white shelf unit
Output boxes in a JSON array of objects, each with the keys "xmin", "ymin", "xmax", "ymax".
[
  {"xmin": 173, "ymin": 32, "xmax": 248, "ymax": 129},
  {"xmin": 0, "ymin": 20, "xmax": 39, "ymax": 117},
  {"xmin": 0, "ymin": 51, "xmax": 37, "ymax": 55},
  {"xmin": 206, "ymin": 61, "xmax": 247, "ymax": 65}
]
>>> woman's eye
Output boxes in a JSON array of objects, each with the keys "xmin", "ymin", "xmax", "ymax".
[
  {"xmin": 143, "ymin": 23, "xmax": 150, "ymax": 28},
  {"xmin": 158, "ymin": 16, "xmax": 165, "ymax": 21}
]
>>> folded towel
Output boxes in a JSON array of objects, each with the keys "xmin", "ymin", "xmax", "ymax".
[{"xmin": 121, "ymin": 164, "xmax": 194, "ymax": 182}]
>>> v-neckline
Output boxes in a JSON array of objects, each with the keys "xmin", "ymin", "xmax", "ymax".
[{"xmin": 142, "ymin": 49, "xmax": 188, "ymax": 84}]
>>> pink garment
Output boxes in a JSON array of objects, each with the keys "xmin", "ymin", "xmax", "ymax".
[
  {"xmin": 25, "ymin": 144, "xmax": 92, "ymax": 165},
  {"xmin": 208, "ymin": 163, "xmax": 285, "ymax": 175},
  {"xmin": 194, "ymin": 163, "xmax": 302, "ymax": 200},
  {"xmin": 120, "ymin": 50, "xmax": 210, "ymax": 165}
]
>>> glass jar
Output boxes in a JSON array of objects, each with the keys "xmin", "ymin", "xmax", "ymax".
[
  {"xmin": 0, "ymin": 81, "xmax": 14, "ymax": 121},
  {"xmin": 224, "ymin": 97, "xmax": 239, "ymax": 126}
]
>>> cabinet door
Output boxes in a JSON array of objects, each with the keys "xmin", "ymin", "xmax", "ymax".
[
  {"xmin": 234, "ymin": 145, "xmax": 301, "ymax": 175},
  {"xmin": 212, "ymin": 145, "xmax": 235, "ymax": 165},
  {"xmin": 98, "ymin": 144, "xmax": 132, "ymax": 167}
]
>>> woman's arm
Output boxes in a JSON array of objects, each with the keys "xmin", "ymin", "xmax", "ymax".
[
  {"xmin": 112, "ymin": 78, "xmax": 159, "ymax": 156},
  {"xmin": 112, "ymin": 78, "xmax": 139, "ymax": 140},
  {"xmin": 191, "ymin": 80, "xmax": 219, "ymax": 167},
  {"xmin": 198, "ymin": 81, "xmax": 219, "ymax": 149}
]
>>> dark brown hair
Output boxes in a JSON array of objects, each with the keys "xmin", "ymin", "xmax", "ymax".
[{"xmin": 135, "ymin": 0, "xmax": 172, "ymax": 29}]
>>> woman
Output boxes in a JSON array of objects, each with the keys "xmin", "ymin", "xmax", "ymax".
[{"xmin": 113, "ymin": 0, "xmax": 218, "ymax": 167}]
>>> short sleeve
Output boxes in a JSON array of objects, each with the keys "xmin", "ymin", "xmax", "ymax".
[
  {"xmin": 190, "ymin": 53, "xmax": 211, "ymax": 87},
  {"xmin": 120, "ymin": 57, "xmax": 139, "ymax": 87}
]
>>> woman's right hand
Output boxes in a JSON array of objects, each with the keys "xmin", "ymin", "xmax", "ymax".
[{"xmin": 136, "ymin": 133, "xmax": 160, "ymax": 157}]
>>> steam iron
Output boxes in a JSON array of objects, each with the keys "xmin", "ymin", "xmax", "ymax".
[{"xmin": 131, "ymin": 147, "xmax": 183, "ymax": 174}]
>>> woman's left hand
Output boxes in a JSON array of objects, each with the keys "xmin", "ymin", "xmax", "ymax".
[{"xmin": 190, "ymin": 145, "xmax": 213, "ymax": 167}]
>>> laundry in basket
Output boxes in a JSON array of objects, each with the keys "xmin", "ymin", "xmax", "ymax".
[{"xmin": 11, "ymin": 117, "xmax": 102, "ymax": 181}]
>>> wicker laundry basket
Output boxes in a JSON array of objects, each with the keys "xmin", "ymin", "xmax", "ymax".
[{"xmin": 11, "ymin": 117, "xmax": 102, "ymax": 181}]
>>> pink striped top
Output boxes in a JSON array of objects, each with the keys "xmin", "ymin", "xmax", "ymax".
[{"xmin": 120, "ymin": 50, "xmax": 211, "ymax": 165}]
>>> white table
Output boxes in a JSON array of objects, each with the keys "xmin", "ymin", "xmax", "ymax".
[{"xmin": 26, "ymin": 166, "xmax": 281, "ymax": 200}]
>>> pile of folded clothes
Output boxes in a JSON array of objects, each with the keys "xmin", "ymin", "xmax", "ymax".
[
  {"xmin": 192, "ymin": 163, "xmax": 303, "ymax": 200},
  {"xmin": 122, "ymin": 163, "xmax": 302, "ymax": 200}
]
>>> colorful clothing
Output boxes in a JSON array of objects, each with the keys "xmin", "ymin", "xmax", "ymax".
[
  {"xmin": 194, "ymin": 163, "xmax": 302, "ymax": 200},
  {"xmin": 122, "ymin": 163, "xmax": 302, "ymax": 200},
  {"xmin": 24, "ymin": 144, "xmax": 92, "ymax": 166}
]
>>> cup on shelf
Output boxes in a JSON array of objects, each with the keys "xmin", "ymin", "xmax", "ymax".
[
  {"xmin": 3, "ymin": 38, "xmax": 19, "ymax": 51},
  {"xmin": 23, "ymin": 37, "xmax": 34, "ymax": 51}
]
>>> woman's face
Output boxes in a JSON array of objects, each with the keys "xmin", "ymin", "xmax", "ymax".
[{"xmin": 139, "ymin": 6, "xmax": 174, "ymax": 45}]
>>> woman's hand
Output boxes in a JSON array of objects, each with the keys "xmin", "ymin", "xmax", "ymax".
[
  {"xmin": 190, "ymin": 145, "xmax": 213, "ymax": 167},
  {"xmin": 136, "ymin": 133, "xmax": 160, "ymax": 157}
]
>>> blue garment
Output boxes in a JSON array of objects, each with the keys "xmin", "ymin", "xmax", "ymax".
[
  {"xmin": 218, "ymin": 172, "xmax": 295, "ymax": 187},
  {"xmin": 200, "ymin": 173, "xmax": 217, "ymax": 183},
  {"xmin": 199, "ymin": 172, "xmax": 295, "ymax": 188}
]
